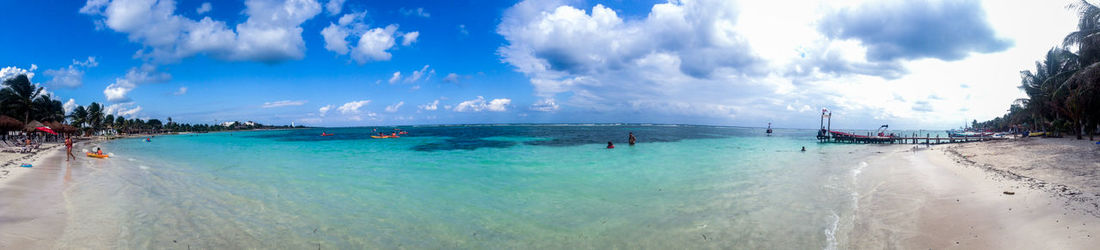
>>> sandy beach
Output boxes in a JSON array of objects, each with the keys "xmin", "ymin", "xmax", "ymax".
[{"xmin": 848, "ymin": 139, "xmax": 1100, "ymax": 248}]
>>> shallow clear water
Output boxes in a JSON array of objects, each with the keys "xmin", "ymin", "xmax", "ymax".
[{"xmin": 61, "ymin": 125, "xmax": 881, "ymax": 249}]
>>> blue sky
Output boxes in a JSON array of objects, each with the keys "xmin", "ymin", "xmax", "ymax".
[{"xmin": 0, "ymin": 0, "xmax": 1082, "ymax": 129}]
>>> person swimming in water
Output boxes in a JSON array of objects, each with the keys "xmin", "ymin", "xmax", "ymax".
[
  {"xmin": 801, "ymin": 146, "xmax": 806, "ymax": 152},
  {"xmin": 628, "ymin": 132, "xmax": 636, "ymax": 145},
  {"xmin": 607, "ymin": 141, "xmax": 615, "ymax": 149}
]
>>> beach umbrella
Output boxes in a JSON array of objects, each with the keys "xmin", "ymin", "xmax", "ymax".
[
  {"xmin": 35, "ymin": 126, "xmax": 58, "ymax": 135},
  {"xmin": 0, "ymin": 116, "xmax": 22, "ymax": 131}
]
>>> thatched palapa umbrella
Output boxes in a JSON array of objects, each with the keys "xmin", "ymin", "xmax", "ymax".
[{"xmin": 0, "ymin": 116, "xmax": 23, "ymax": 132}]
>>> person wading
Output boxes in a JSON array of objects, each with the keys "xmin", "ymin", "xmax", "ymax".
[
  {"xmin": 65, "ymin": 136, "xmax": 76, "ymax": 161},
  {"xmin": 628, "ymin": 132, "xmax": 636, "ymax": 145}
]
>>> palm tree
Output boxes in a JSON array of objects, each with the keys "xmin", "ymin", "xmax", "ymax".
[
  {"xmin": 32, "ymin": 94, "xmax": 65, "ymax": 123},
  {"xmin": 1019, "ymin": 48, "xmax": 1080, "ymax": 133},
  {"xmin": 86, "ymin": 102, "xmax": 103, "ymax": 132},
  {"xmin": 1062, "ymin": 0, "xmax": 1100, "ymax": 139},
  {"xmin": 0, "ymin": 75, "xmax": 44, "ymax": 123},
  {"xmin": 70, "ymin": 105, "xmax": 87, "ymax": 129}
]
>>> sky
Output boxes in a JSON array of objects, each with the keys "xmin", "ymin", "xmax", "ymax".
[{"xmin": 0, "ymin": 0, "xmax": 1083, "ymax": 129}]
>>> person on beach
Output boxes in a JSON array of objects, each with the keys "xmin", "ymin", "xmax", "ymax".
[
  {"xmin": 607, "ymin": 141, "xmax": 615, "ymax": 149},
  {"xmin": 628, "ymin": 132, "xmax": 636, "ymax": 145},
  {"xmin": 65, "ymin": 136, "xmax": 76, "ymax": 161}
]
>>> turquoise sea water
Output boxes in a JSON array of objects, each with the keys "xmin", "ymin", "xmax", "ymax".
[{"xmin": 60, "ymin": 125, "xmax": 883, "ymax": 249}]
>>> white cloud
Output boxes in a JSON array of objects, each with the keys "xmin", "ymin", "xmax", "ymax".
[
  {"xmin": 319, "ymin": 104, "xmax": 334, "ymax": 116},
  {"xmin": 388, "ymin": 71, "xmax": 401, "ymax": 83},
  {"xmin": 400, "ymin": 7, "xmax": 430, "ymax": 18},
  {"xmin": 530, "ymin": 98, "xmax": 559, "ymax": 112},
  {"xmin": 401, "ymin": 31, "xmax": 419, "ymax": 46},
  {"xmin": 44, "ymin": 57, "xmax": 98, "ymax": 88},
  {"xmin": 418, "ymin": 99, "xmax": 439, "ymax": 111},
  {"xmin": 406, "ymin": 65, "xmax": 432, "ymax": 83},
  {"xmin": 385, "ymin": 101, "xmax": 404, "ymax": 112},
  {"xmin": 0, "ymin": 65, "xmax": 36, "ymax": 81},
  {"xmin": 352, "ymin": 25, "xmax": 398, "ymax": 63},
  {"xmin": 458, "ymin": 24, "xmax": 468, "ymax": 36},
  {"xmin": 173, "ymin": 86, "xmax": 188, "ymax": 95},
  {"xmin": 453, "ymin": 96, "xmax": 511, "ymax": 112},
  {"xmin": 443, "ymin": 73, "xmax": 461, "ymax": 83},
  {"xmin": 263, "ymin": 100, "xmax": 308, "ymax": 108},
  {"xmin": 321, "ymin": 23, "xmax": 350, "ymax": 55},
  {"xmin": 338, "ymin": 100, "xmax": 370, "ymax": 114},
  {"xmin": 104, "ymin": 102, "xmax": 143, "ymax": 117},
  {"xmin": 104, "ymin": 65, "xmax": 170, "ymax": 102},
  {"xmin": 325, "ymin": 0, "xmax": 345, "ymax": 15},
  {"xmin": 63, "ymin": 99, "xmax": 77, "ymax": 113},
  {"xmin": 196, "ymin": 2, "xmax": 211, "ymax": 14},
  {"xmin": 80, "ymin": 0, "xmax": 322, "ymax": 63}
]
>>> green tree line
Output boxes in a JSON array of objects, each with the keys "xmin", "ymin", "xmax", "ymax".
[{"xmin": 977, "ymin": 1, "xmax": 1100, "ymax": 140}]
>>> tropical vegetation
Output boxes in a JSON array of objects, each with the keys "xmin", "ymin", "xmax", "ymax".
[
  {"xmin": 1, "ymin": 74, "xmax": 296, "ymax": 136},
  {"xmin": 976, "ymin": 0, "xmax": 1100, "ymax": 140}
]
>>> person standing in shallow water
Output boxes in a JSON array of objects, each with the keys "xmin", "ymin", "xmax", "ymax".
[
  {"xmin": 65, "ymin": 136, "xmax": 76, "ymax": 161},
  {"xmin": 607, "ymin": 141, "xmax": 615, "ymax": 149},
  {"xmin": 628, "ymin": 132, "xmax": 636, "ymax": 145}
]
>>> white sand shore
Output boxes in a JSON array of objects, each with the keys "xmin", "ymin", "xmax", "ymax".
[{"xmin": 848, "ymin": 142, "xmax": 1100, "ymax": 248}]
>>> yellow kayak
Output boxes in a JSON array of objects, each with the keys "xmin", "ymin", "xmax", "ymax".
[
  {"xmin": 86, "ymin": 152, "xmax": 109, "ymax": 158},
  {"xmin": 371, "ymin": 135, "xmax": 400, "ymax": 139},
  {"xmin": 1028, "ymin": 132, "xmax": 1047, "ymax": 137}
]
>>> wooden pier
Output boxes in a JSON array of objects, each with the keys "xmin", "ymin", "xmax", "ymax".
[
  {"xmin": 816, "ymin": 130, "xmax": 1004, "ymax": 145},
  {"xmin": 813, "ymin": 108, "xmax": 1005, "ymax": 145}
]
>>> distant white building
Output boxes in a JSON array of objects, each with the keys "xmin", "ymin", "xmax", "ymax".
[
  {"xmin": 221, "ymin": 121, "xmax": 237, "ymax": 127},
  {"xmin": 243, "ymin": 121, "xmax": 256, "ymax": 126}
]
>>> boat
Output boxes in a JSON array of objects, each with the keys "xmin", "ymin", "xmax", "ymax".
[
  {"xmin": 371, "ymin": 135, "xmax": 399, "ymax": 139},
  {"xmin": 86, "ymin": 152, "xmax": 109, "ymax": 158},
  {"xmin": 1028, "ymin": 131, "xmax": 1047, "ymax": 137},
  {"xmin": 321, "ymin": 133, "xmax": 334, "ymax": 136},
  {"xmin": 766, "ymin": 123, "xmax": 773, "ymax": 135}
]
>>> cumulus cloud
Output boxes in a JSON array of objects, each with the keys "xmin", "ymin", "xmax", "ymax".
[
  {"xmin": 401, "ymin": 31, "xmax": 419, "ymax": 46},
  {"xmin": 453, "ymin": 96, "xmax": 510, "ymax": 112},
  {"xmin": 319, "ymin": 104, "xmax": 334, "ymax": 116},
  {"xmin": 353, "ymin": 25, "xmax": 399, "ymax": 63},
  {"xmin": 325, "ymin": 0, "xmax": 345, "ymax": 15},
  {"xmin": 499, "ymin": 0, "xmax": 759, "ymax": 80},
  {"xmin": 63, "ymin": 98, "xmax": 77, "ymax": 113},
  {"xmin": 173, "ymin": 86, "xmax": 188, "ymax": 95},
  {"xmin": 80, "ymin": 0, "xmax": 322, "ymax": 63},
  {"xmin": 45, "ymin": 57, "xmax": 98, "ymax": 88},
  {"xmin": 263, "ymin": 100, "xmax": 307, "ymax": 108},
  {"xmin": 104, "ymin": 65, "xmax": 171, "ymax": 102},
  {"xmin": 319, "ymin": 11, "xmax": 415, "ymax": 64},
  {"xmin": 196, "ymin": 2, "xmax": 211, "ymax": 14},
  {"xmin": 385, "ymin": 101, "xmax": 404, "ymax": 112},
  {"xmin": 819, "ymin": 0, "xmax": 1011, "ymax": 62},
  {"xmin": 0, "ymin": 65, "xmax": 37, "ymax": 81},
  {"xmin": 104, "ymin": 102, "xmax": 143, "ymax": 117},
  {"xmin": 418, "ymin": 99, "xmax": 439, "ymax": 111},
  {"xmin": 498, "ymin": 0, "xmax": 767, "ymax": 119},
  {"xmin": 530, "ymin": 98, "xmax": 559, "ymax": 112},
  {"xmin": 338, "ymin": 100, "xmax": 370, "ymax": 114}
]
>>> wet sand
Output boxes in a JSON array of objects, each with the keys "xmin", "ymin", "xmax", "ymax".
[
  {"xmin": 849, "ymin": 143, "xmax": 1100, "ymax": 249},
  {"xmin": 0, "ymin": 142, "xmax": 103, "ymax": 250}
]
